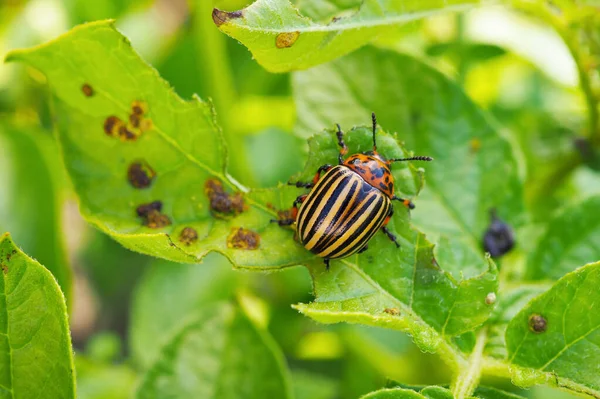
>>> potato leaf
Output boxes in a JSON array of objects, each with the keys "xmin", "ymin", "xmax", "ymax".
[
  {"xmin": 525, "ymin": 195, "xmax": 600, "ymax": 280},
  {"xmin": 213, "ymin": 0, "xmax": 487, "ymax": 72},
  {"xmin": 136, "ymin": 302, "xmax": 293, "ymax": 399},
  {"xmin": 0, "ymin": 233, "xmax": 75, "ymax": 398},
  {"xmin": 506, "ymin": 261, "xmax": 600, "ymax": 397}
]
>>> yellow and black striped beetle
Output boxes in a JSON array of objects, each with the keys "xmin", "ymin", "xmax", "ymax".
[{"xmin": 275, "ymin": 113, "xmax": 433, "ymax": 269}]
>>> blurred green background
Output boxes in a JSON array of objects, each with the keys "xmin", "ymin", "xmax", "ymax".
[{"xmin": 1, "ymin": 0, "xmax": 598, "ymax": 398}]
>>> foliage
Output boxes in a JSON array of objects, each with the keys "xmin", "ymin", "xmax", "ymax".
[{"xmin": 1, "ymin": 0, "xmax": 600, "ymax": 398}]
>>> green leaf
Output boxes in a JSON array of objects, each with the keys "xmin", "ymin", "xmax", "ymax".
[
  {"xmin": 525, "ymin": 195, "xmax": 600, "ymax": 280},
  {"xmin": 293, "ymin": 46, "xmax": 525, "ymax": 278},
  {"xmin": 360, "ymin": 387, "xmax": 429, "ymax": 399},
  {"xmin": 295, "ymin": 230, "xmax": 498, "ymax": 366},
  {"xmin": 472, "ymin": 386, "xmax": 526, "ymax": 399},
  {"xmin": 0, "ymin": 233, "xmax": 75, "ymax": 398},
  {"xmin": 485, "ymin": 284, "xmax": 549, "ymax": 360},
  {"xmin": 506, "ymin": 261, "xmax": 600, "ymax": 397},
  {"xmin": 0, "ymin": 124, "xmax": 72, "ymax": 306},
  {"xmin": 292, "ymin": 369, "xmax": 338, "ymax": 399},
  {"xmin": 5, "ymin": 20, "xmax": 311, "ymax": 269},
  {"xmin": 136, "ymin": 302, "xmax": 293, "ymax": 399},
  {"xmin": 212, "ymin": 0, "xmax": 486, "ymax": 72},
  {"xmin": 419, "ymin": 386, "xmax": 454, "ymax": 399},
  {"xmin": 130, "ymin": 254, "xmax": 240, "ymax": 368}
]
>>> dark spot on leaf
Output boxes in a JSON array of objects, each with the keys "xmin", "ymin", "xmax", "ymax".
[
  {"xmin": 483, "ymin": 209, "xmax": 515, "ymax": 257},
  {"xmin": 1, "ymin": 264, "xmax": 7, "ymax": 275},
  {"xmin": 227, "ymin": 227, "xmax": 260, "ymax": 250},
  {"xmin": 212, "ymin": 8, "xmax": 243, "ymax": 26},
  {"xmin": 127, "ymin": 160, "xmax": 156, "ymax": 189},
  {"xmin": 136, "ymin": 201, "xmax": 171, "ymax": 228},
  {"xmin": 131, "ymin": 101, "xmax": 147, "ymax": 116},
  {"xmin": 276, "ymin": 31, "xmax": 300, "ymax": 48},
  {"xmin": 179, "ymin": 227, "xmax": 198, "ymax": 246},
  {"xmin": 129, "ymin": 113, "xmax": 141, "ymax": 128},
  {"xmin": 104, "ymin": 116, "xmax": 124, "ymax": 136},
  {"xmin": 528, "ymin": 313, "xmax": 547, "ymax": 333},
  {"xmin": 383, "ymin": 308, "xmax": 400, "ymax": 316},
  {"xmin": 205, "ymin": 178, "xmax": 246, "ymax": 217},
  {"xmin": 136, "ymin": 200, "xmax": 162, "ymax": 216},
  {"xmin": 81, "ymin": 84, "xmax": 94, "ymax": 97},
  {"xmin": 118, "ymin": 125, "xmax": 138, "ymax": 141}
]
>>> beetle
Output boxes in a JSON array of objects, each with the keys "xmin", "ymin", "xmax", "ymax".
[{"xmin": 275, "ymin": 113, "xmax": 433, "ymax": 269}]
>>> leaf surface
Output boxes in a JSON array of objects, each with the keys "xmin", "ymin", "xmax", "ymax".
[
  {"xmin": 136, "ymin": 302, "xmax": 293, "ymax": 399},
  {"xmin": 526, "ymin": 196, "xmax": 600, "ymax": 280},
  {"xmin": 213, "ymin": 0, "xmax": 486, "ymax": 72},
  {"xmin": 0, "ymin": 233, "xmax": 75, "ymax": 399},
  {"xmin": 506, "ymin": 261, "xmax": 600, "ymax": 397}
]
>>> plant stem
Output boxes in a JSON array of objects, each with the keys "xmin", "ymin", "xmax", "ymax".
[
  {"xmin": 190, "ymin": 0, "xmax": 255, "ymax": 185},
  {"xmin": 451, "ymin": 327, "xmax": 487, "ymax": 399}
]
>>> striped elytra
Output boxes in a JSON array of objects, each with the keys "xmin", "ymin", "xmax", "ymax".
[{"xmin": 296, "ymin": 165, "xmax": 392, "ymax": 259}]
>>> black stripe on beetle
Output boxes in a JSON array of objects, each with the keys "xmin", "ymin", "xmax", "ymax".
[{"xmin": 274, "ymin": 113, "xmax": 433, "ymax": 269}]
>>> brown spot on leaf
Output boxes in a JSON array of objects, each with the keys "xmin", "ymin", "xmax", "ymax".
[
  {"xmin": 104, "ymin": 116, "xmax": 124, "ymax": 136},
  {"xmin": 227, "ymin": 227, "xmax": 260, "ymax": 250},
  {"xmin": 81, "ymin": 84, "xmax": 94, "ymax": 97},
  {"xmin": 136, "ymin": 201, "xmax": 171, "ymax": 228},
  {"xmin": 140, "ymin": 119, "xmax": 153, "ymax": 132},
  {"xmin": 179, "ymin": 227, "xmax": 198, "ymax": 246},
  {"xmin": 212, "ymin": 8, "xmax": 243, "ymax": 26},
  {"xmin": 383, "ymin": 308, "xmax": 400, "ymax": 316},
  {"xmin": 118, "ymin": 125, "xmax": 139, "ymax": 141},
  {"xmin": 129, "ymin": 113, "xmax": 141, "ymax": 128},
  {"xmin": 205, "ymin": 178, "xmax": 246, "ymax": 217},
  {"xmin": 131, "ymin": 100, "xmax": 147, "ymax": 116},
  {"xmin": 1, "ymin": 265, "xmax": 7, "ymax": 275},
  {"xmin": 528, "ymin": 313, "xmax": 547, "ymax": 333},
  {"xmin": 128, "ymin": 160, "xmax": 156, "ymax": 189},
  {"xmin": 276, "ymin": 31, "xmax": 300, "ymax": 48}
]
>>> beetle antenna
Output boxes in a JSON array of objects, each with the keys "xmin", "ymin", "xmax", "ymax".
[
  {"xmin": 372, "ymin": 112, "xmax": 377, "ymax": 150},
  {"xmin": 389, "ymin": 156, "xmax": 434, "ymax": 162}
]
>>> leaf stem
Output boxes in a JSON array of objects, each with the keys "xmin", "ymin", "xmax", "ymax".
[
  {"xmin": 451, "ymin": 327, "xmax": 487, "ymax": 399},
  {"xmin": 190, "ymin": 0, "xmax": 255, "ymax": 185}
]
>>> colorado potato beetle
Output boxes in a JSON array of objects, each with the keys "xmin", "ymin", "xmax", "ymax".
[{"xmin": 275, "ymin": 113, "xmax": 433, "ymax": 269}]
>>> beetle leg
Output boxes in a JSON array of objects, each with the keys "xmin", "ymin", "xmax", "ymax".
[
  {"xmin": 336, "ymin": 124, "xmax": 348, "ymax": 164},
  {"xmin": 312, "ymin": 164, "xmax": 333, "ymax": 185},
  {"xmin": 392, "ymin": 196, "xmax": 415, "ymax": 210},
  {"xmin": 271, "ymin": 194, "xmax": 307, "ymax": 226},
  {"xmin": 288, "ymin": 181, "xmax": 313, "ymax": 189},
  {"xmin": 358, "ymin": 244, "xmax": 369, "ymax": 254},
  {"xmin": 324, "ymin": 258, "xmax": 330, "ymax": 270},
  {"xmin": 382, "ymin": 226, "xmax": 401, "ymax": 248}
]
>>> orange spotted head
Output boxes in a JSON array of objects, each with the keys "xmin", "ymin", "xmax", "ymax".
[{"xmin": 343, "ymin": 113, "xmax": 433, "ymax": 198}]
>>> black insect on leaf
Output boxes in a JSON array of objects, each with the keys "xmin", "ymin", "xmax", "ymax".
[{"xmin": 483, "ymin": 208, "xmax": 515, "ymax": 258}]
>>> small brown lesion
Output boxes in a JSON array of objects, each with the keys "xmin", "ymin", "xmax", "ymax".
[
  {"xmin": 227, "ymin": 227, "xmax": 260, "ymax": 250},
  {"xmin": 383, "ymin": 308, "xmax": 400, "ymax": 316},
  {"xmin": 276, "ymin": 31, "xmax": 300, "ymax": 48},
  {"xmin": 81, "ymin": 83, "xmax": 94, "ymax": 97},
  {"xmin": 136, "ymin": 201, "xmax": 171, "ymax": 228},
  {"xmin": 1, "ymin": 264, "xmax": 7, "ymax": 275},
  {"xmin": 179, "ymin": 227, "xmax": 198, "ymax": 246},
  {"xmin": 103, "ymin": 100, "xmax": 152, "ymax": 141},
  {"xmin": 528, "ymin": 313, "xmax": 547, "ymax": 333},
  {"xmin": 127, "ymin": 160, "xmax": 156, "ymax": 189},
  {"xmin": 205, "ymin": 178, "xmax": 246, "ymax": 217},
  {"xmin": 212, "ymin": 8, "xmax": 243, "ymax": 26}
]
